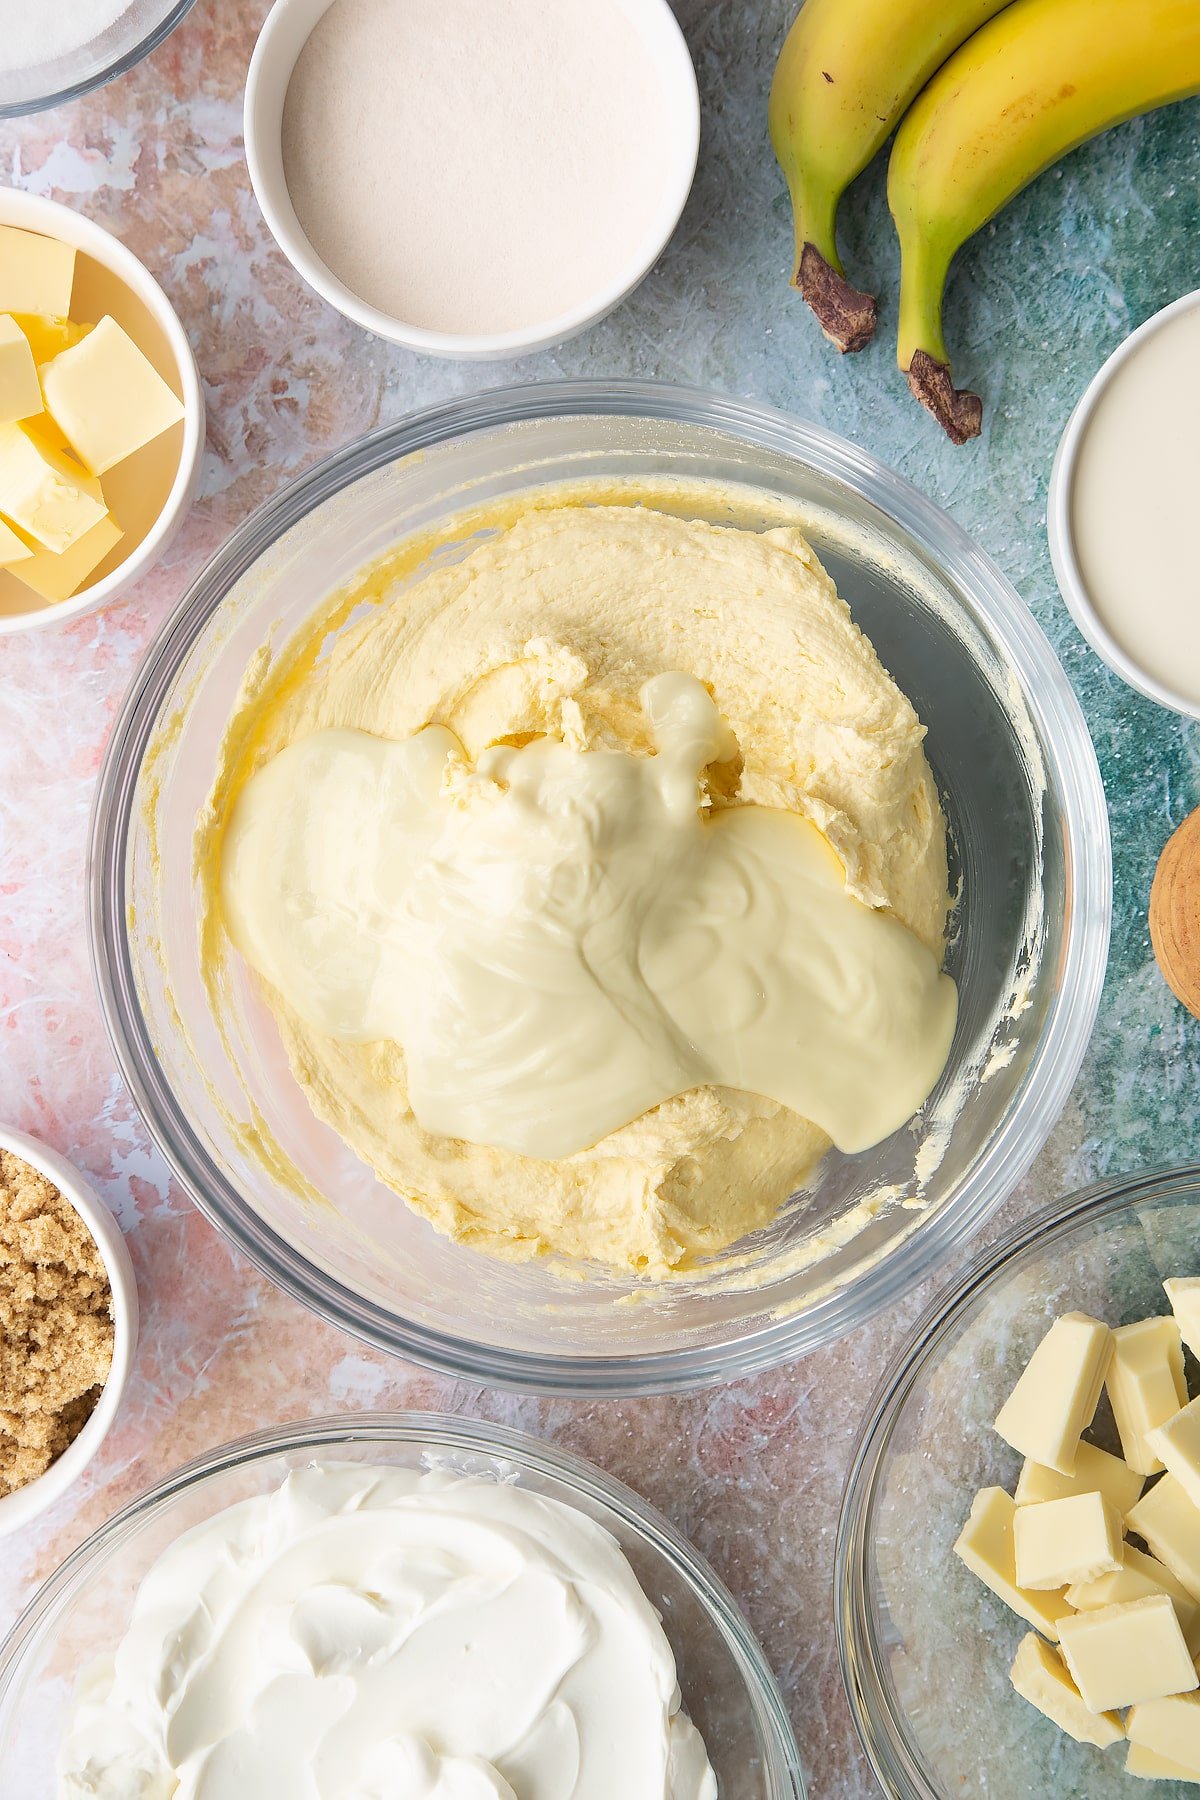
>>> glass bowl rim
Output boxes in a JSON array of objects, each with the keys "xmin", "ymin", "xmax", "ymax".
[
  {"xmin": 833, "ymin": 1158, "xmax": 1200, "ymax": 1799},
  {"xmin": 0, "ymin": 1408, "xmax": 806, "ymax": 1797},
  {"xmin": 87, "ymin": 376, "xmax": 1112, "ymax": 1395},
  {"xmin": 0, "ymin": 0, "xmax": 198, "ymax": 119}
]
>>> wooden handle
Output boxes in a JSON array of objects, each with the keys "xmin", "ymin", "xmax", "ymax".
[{"xmin": 1150, "ymin": 806, "xmax": 1200, "ymax": 1019}]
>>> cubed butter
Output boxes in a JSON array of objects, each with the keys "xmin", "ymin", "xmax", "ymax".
[
  {"xmin": 1128, "ymin": 1691, "xmax": 1200, "ymax": 1773},
  {"xmin": 8, "ymin": 512, "xmax": 123, "ymax": 604},
  {"xmin": 1148, "ymin": 1398, "xmax": 1200, "ymax": 1514},
  {"xmin": 0, "ymin": 226, "xmax": 75, "ymax": 317},
  {"xmin": 1015, "ymin": 1440, "xmax": 1145, "ymax": 1517},
  {"xmin": 953, "ymin": 1487, "xmax": 1073, "ymax": 1641},
  {"xmin": 1014, "ymin": 1490, "xmax": 1125, "ymax": 1590},
  {"xmin": 10, "ymin": 314, "xmax": 91, "ymax": 367},
  {"xmin": 0, "ymin": 419, "xmax": 106, "ymax": 553},
  {"xmin": 1108, "ymin": 1317, "xmax": 1188, "ymax": 1475},
  {"xmin": 0, "ymin": 516, "xmax": 31, "ymax": 564},
  {"xmin": 1126, "ymin": 1740, "xmax": 1200, "ymax": 1782},
  {"xmin": 0, "ymin": 316, "xmax": 42, "ymax": 425},
  {"xmin": 1009, "ymin": 1631, "xmax": 1125, "ymax": 1748},
  {"xmin": 1128, "ymin": 1475, "xmax": 1200, "ymax": 1601},
  {"xmin": 1164, "ymin": 1278, "xmax": 1200, "ymax": 1361},
  {"xmin": 41, "ymin": 316, "xmax": 184, "ymax": 477},
  {"xmin": 1058, "ymin": 1595, "xmax": 1199, "ymax": 1712},
  {"xmin": 994, "ymin": 1312, "xmax": 1113, "ymax": 1475},
  {"xmin": 1068, "ymin": 1545, "xmax": 1200, "ymax": 1657}
]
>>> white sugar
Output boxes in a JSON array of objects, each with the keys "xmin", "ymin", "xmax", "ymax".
[
  {"xmin": 0, "ymin": 0, "xmax": 133, "ymax": 74},
  {"xmin": 281, "ymin": 0, "xmax": 678, "ymax": 338}
]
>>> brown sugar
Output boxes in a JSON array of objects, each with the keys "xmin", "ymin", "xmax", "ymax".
[{"xmin": 0, "ymin": 1149, "xmax": 114, "ymax": 1497}]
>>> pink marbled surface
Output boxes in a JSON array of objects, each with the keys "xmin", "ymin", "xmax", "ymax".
[{"xmin": 0, "ymin": 3, "xmax": 1130, "ymax": 1795}]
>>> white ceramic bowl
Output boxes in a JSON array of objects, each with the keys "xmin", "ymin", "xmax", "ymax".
[
  {"xmin": 0, "ymin": 1127, "xmax": 138, "ymax": 1538},
  {"xmin": 0, "ymin": 191, "xmax": 205, "ymax": 636},
  {"xmin": 244, "ymin": 0, "xmax": 701, "ymax": 360},
  {"xmin": 1047, "ymin": 289, "xmax": 1200, "ymax": 720}
]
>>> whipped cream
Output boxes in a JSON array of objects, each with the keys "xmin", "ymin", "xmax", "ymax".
[
  {"xmin": 221, "ymin": 671, "xmax": 957, "ymax": 1164},
  {"xmin": 57, "ymin": 1464, "xmax": 717, "ymax": 1800}
]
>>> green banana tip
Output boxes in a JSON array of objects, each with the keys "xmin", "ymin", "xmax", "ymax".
[
  {"xmin": 794, "ymin": 245, "xmax": 877, "ymax": 354},
  {"xmin": 905, "ymin": 351, "xmax": 983, "ymax": 446}
]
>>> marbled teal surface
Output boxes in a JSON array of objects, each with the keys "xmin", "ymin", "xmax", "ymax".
[{"xmin": 0, "ymin": 2, "xmax": 1198, "ymax": 1793}]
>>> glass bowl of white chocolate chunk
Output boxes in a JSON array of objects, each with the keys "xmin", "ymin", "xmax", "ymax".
[
  {"xmin": 89, "ymin": 381, "xmax": 1109, "ymax": 1393},
  {"xmin": 838, "ymin": 1163, "xmax": 1200, "ymax": 1798},
  {"xmin": 0, "ymin": 1413, "xmax": 806, "ymax": 1797}
]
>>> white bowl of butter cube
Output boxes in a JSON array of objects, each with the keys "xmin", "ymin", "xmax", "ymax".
[
  {"xmin": 838, "ymin": 1165, "xmax": 1200, "ymax": 1796},
  {"xmin": 0, "ymin": 191, "xmax": 204, "ymax": 633}
]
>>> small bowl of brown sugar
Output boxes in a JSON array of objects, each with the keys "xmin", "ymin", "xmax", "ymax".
[{"xmin": 0, "ymin": 1127, "xmax": 137, "ymax": 1535}]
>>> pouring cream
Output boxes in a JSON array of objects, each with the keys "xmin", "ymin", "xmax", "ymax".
[
  {"xmin": 221, "ymin": 672, "xmax": 958, "ymax": 1164},
  {"xmin": 57, "ymin": 1465, "xmax": 717, "ymax": 1799}
]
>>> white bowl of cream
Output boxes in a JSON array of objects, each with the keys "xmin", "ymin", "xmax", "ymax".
[
  {"xmin": 244, "ymin": 0, "xmax": 700, "ymax": 360},
  {"xmin": 1048, "ymin": 289, "xmax": 1200, "ymax": 719}
]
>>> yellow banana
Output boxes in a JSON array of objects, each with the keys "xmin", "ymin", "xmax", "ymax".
[
  {"xmin": 890, "ymin": 0, "xmax": 1200, "ymax": 443},
  {"xmin": 768, "ymin": 0, "xmax": 1014, "ymax": 351}
]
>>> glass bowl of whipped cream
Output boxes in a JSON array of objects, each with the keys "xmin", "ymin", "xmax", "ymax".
[
  {"xmin": 89, "ymin": 380, "xmax": 1110, "ymax": 1393},
  {"xmin": 836, "ymin": 1166, "xmax": 1200, "ymax": 1799},
  {"xmin": 0, "ymin": 1412, "xmax": 805, "ymax": 1796}
]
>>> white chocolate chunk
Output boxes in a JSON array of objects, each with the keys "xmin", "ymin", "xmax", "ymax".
[
  {"xmin": 1128, "ymin": 1475, "xmax": 1200, "ymax": 1602},
  {"xmin": 1108, "ymin": 1317, "xmax": 1188, "ymax": 1475},
  {"xmin": 994, "ymin": 1312, "xmax": 1113, "ymax": 1475},
  {"xmin": 1009, "ymin": 1631, "xmax": 1124, "ymax": 1748},
  {"xmin": 953, "ymin": 1488, "xmax": 1072, "ymax": 1641},
  {"xmin": 1148, "ymin": 1398, "xmax": 1200, "ymax": 1514},
  {"xmin": 1126, "ymin": 1740, "xmax": 1200, "ymax": 1782},
  {"xmin": 1014, "ymin": 1491, "xmax": 1124, "ymax": 1590},
  {"xmin": 41, "ymin": 315, "xmax": 184, "ymax": 477},
  {"xmin": 1128, "ymin": 1691, "xmax": 1200, "ymax": 1774},
  {"xmin": 1165, "ymin": 1279, "xmax": 1200, "ymax": 1361},
  {"xmin": 1015, "ymin": 1441, "xmax": 1144, "ymax": 1517},
  {"xmin": 1068, "ymin": 1545, "xmax": 1200, "ymax": 1657},
  {"xmin": 1058, "ymin": 1595, "xmax": 1198, "ymax": 1713}
]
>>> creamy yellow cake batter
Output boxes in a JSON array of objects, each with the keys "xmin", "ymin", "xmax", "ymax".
[{"xmin": 207, "ymin": 501, "xmax": 951, "ymax": 1277}]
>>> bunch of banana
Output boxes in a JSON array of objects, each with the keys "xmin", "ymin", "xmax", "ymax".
[
  {"xmin": 767, "ymin": 0, "xmax": 1012, "ymax": 353},
  {"xmin": 770, "ymin": 0, "xmax": 1200, "ymax": 443}
]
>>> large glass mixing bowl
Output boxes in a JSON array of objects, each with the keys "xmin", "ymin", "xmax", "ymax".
[
  {"xmin": 89, "ymin": 381, "xmax": 1111, "ymax": 1393},
  {"xmin": 0, "ymin": 1413, "xmax": 806, "ymax": 1796}
]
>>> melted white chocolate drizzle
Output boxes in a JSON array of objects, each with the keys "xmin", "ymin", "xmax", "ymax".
[{"xmin": 221, "ymin": 673, "xmax": 957, "ymax": 1161}]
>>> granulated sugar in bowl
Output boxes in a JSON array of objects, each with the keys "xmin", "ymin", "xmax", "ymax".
[
  {"xmin": 0, "ymin": 0, "xmax": 199, "ymax": 117},
  {"xmin": 247, "ymin": 0, "xmax": 701, "ymax": 357}
]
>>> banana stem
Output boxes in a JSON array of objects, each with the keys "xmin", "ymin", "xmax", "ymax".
[
  {"xmin": 895, "ymin": 225, "xmax": 982, "ymax": 443},
  {"xmin": 784, "ymin": 166, "xmax": 842, "ymax": 281},
  {"xmin": 785, "ymin": 170, "xmax": 878, "ymax": 354},
  {"xmin": 895, "ymin": 225, "xmax": 953, "ymax": 372},
  {"xmin": 906, "ymin": 352, "xmax": 983, "ymax": 445}
]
